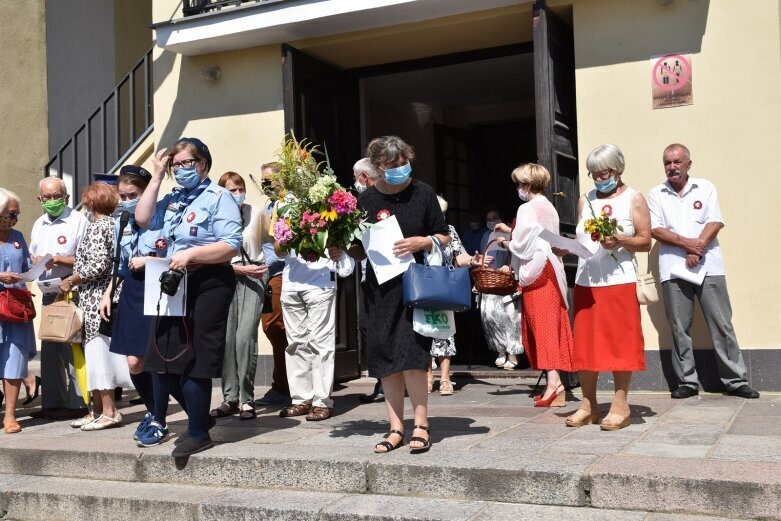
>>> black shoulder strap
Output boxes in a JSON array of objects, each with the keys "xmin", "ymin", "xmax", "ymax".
[{"xmin": 109, "ymin": 212, "xmax": 131, "ymax": 301}]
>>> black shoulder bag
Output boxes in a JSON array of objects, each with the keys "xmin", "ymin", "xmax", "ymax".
[{"xmin": 98, "ymin": 211, "xmax": 130, "ymax": 337}]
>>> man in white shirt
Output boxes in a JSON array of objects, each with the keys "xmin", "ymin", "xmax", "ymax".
[
  {"xmin": 647, "ymin": 144, "xmax": 758, "ymax": 399},
  {"xmin": 29, "ymin": 177, "xmax": 90, "ymax": 418}
]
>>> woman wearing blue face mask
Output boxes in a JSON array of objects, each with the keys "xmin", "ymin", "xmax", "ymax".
[
  {"xmin": 562, "ymin": 143, "xmax": 651, "ymax": 431},
  {"xmin": 351, "ymin": 135, "xmax": 450, "ymax": 454},
  {"xmin": 135, "ymin": 138, "xmax": 243, "ymax": 457},
  {"xmin": 100, "ymin": 165, "xmax": 172, "ymax": 447},
  {"xmin": 211, "ymin": 171, "xmax": 268, "ymax": 420}
]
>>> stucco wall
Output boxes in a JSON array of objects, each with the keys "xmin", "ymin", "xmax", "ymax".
[
  {"xmin": 0, "ymin": 2, "xmax": 49, "ymax": 236},
  {"xmin": 573, "ymin": 0, "xmax": 781, "ymax": 350}
]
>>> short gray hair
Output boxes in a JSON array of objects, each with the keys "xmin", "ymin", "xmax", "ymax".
[
  {"xmin": 39, "ymin": 176, "xmax": 68, "ymax": 195},
  {"xmin": 586, "ymin": 144, "xmax": 625, "ymax": 175},
  {"xmin": 353, "ymin": 158, "xmax": 380, "ymax": 180},
  {"xmin": 664, "ymin": 143, "xmax": 691, "ymax": 160},
  {"xmin": 0, "ymin": 188, "xmax": 21, "ymax": 214}
]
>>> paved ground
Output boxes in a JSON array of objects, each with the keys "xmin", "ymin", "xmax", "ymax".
[{"xmin": 2, "ymin": 374, "xmax": 780, "ymax": 520}]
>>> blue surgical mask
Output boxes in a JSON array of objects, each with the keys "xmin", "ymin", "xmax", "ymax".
[
  {"xmin": 595, "ymin": 176, "xmax": 618, "ymax": 194},
  {"xmin": 232, "ymin": 193, "xmax": 246, "ymax": 206},
  {"xmin": 118, "ymin": 198, "xmax": 139, "ymax": 214},
  {"xmin": 174, "ymin": 165, "xmax": 201, "ymax": 190},
  {"xmin": 384, "ymin": 163, "xmax": 412, "ymax": 185}
]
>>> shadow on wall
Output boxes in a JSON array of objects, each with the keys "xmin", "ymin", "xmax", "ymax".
[
  {"xmin": 154, "ymin": 46, "xmax": 284, "ymax": 153},
  {"xmin": 575, "ymin": 0, "xmax": 711, "ymax": 68}
]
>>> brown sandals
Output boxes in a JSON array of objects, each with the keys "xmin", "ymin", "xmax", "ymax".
[
  {"xmin": 305, "ymin": 406, "xmax": 333, "ymax": 421},
  {"xmin": 279, "ymin": 403, "xmax": 311, "ymax": 418},
  {"xmin": 209, "ymin": 402, "xmax": 239, "ymax": 418}
]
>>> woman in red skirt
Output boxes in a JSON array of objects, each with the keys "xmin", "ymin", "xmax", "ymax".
[
  {"xmin": 566, "ymin": 144, "xmax": 651, "ymax": 431},
  {"xmin": 496, "ymin": 164, "xmax": 574, "ymax": 407}
]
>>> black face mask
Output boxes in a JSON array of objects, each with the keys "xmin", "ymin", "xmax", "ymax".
[{"xmin": 0, "ymin": 214, "xmax": 18, "ymax": 231}]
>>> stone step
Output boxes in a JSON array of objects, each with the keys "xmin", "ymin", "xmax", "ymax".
[
  {"xmin": 0, "ymin": 441, "xmax": 779, "ymax": 520},
  {"xmin": 0, "ymin": 473, "xmax": 752, "ymax": 521}
]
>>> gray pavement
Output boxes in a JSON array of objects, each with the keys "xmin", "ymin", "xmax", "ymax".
[{"xmin": 1, "ymin": 375, "xmax": 779, "ymax": 520}]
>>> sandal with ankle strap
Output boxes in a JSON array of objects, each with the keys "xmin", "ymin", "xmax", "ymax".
[
  {"xmin": 409, "ymin": 424, "xmax": 431, "ymax": 454},
  {"xmin": 374, "ymin": 429, "xmax": 405, "ymax": 453}
]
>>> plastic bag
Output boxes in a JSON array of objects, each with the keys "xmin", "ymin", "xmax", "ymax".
[{"xmin": 412, "ymin": 308, "xmax": 456, "ymax": 339}]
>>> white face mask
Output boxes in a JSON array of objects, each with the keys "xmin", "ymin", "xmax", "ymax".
[
  {"xmin": 354, "ymin": 180, "xmax": 367, "ymax": 193},
  {"xmin": 517, "ymin": 186, "xmax": 530, "ymax": 202},
  {"xmin": 486, "ymin": 220, "xmax": 500, "ymax": 230}
]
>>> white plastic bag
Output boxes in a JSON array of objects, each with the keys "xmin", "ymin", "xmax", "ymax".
[{"xmin": 413, "ymin": 308, "xmax": 456, "ymax": 339}]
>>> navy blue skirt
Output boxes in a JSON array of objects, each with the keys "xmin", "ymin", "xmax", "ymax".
[{"xmin": 109, "ymin": 271, "xmax": 151, "ymax": 357}]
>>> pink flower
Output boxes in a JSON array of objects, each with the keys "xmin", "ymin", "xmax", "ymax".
[
  {"xmin": 318, "ymin": 219, "xmax": 326, "ymax": 228},
  {"xmin": 309, "ymin": 227, "xmax": 318, "ymax": 235},
  {"xmin": 328, "ymin": 190, "xmax": 357, "ymax": 215},
  {"xmin": 274, "ymin": 219, "xmax": 293, "ymax": 244}
]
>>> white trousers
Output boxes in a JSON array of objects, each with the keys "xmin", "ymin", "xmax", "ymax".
[{"xmin": 281, "ymin": 288, "xmax": 336, "ymax": 408}]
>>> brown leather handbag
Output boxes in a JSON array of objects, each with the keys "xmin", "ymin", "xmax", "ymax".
[{"xmin": 38, "ymin": 293, "xmax": 83, "ymax": 343}]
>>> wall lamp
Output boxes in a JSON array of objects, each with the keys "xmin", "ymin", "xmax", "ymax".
[{"xmin": 200, "ymin": 66, "xmax": 222, "ymax": 81}]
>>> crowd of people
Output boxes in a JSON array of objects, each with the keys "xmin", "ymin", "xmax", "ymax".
[{"xmin": 0, "ymin": 136, "xmax": 759, "ymax": 456}]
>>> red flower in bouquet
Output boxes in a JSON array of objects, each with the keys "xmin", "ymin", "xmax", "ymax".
[{"xmin": 583, "ymin": 199, "xmax": 624, "ymax": 261}]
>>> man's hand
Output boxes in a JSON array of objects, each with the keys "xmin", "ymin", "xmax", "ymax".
[
  {"xmin": 682, "ymin": 237, "xmax": 706, "ymax": 257},
  {"xmin": 685, "ymin": 253, "xmax": 701, "ymax": 269}
]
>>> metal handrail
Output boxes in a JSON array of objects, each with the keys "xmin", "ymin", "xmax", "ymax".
[{"xmin": 43, "ymin": 47, "xmax": 154, "ymax": 197}]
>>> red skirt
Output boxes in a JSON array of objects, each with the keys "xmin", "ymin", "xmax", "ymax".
[
  {"xmin": 573, "ymin": 283, "xmax": 645, "ymax": 371},
  {"xmin": 521, "ymin": 261, "xmax": 574, "ymax": 372}
]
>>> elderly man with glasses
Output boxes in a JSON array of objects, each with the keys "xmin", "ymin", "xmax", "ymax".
[{"xmin": 29, "ymin": 177, "xmax": 90, "ymax": 419}]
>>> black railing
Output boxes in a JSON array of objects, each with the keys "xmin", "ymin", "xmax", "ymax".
[
  {"xmin": 183, "ymin": 0, "xmax": 270, "ymax": 16},
  {"xmin": 43, "ymin": 47, "xmax": 154, "ymax": 197}
]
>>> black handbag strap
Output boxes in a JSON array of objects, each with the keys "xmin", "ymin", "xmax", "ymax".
[{"xmin": 109, "ymin": 212, "xmax": 131, "ymax": 302}]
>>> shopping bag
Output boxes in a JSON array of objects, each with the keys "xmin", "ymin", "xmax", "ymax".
[{"xmin": 412, "ymin": 308, "xmax": 456, "ymax": 339}]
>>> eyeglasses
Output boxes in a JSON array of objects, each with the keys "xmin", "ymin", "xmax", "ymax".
[
  {"xmin": 40, "ymin": 194, "xmax": 65, "ymax": 201},
  {"xmin": 170, "ymin": 158, "xmax": 200, "ymax": 170},
  {"xmin": 588, "ymin": 169, "xmax": 615, "ymax": 180},
  {"xmin": 4, "ymin": 211, "xmax": 20, "ymax": 219}
]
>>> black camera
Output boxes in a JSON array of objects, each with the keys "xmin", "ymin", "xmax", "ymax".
[{"xmin": 159, "ymin": 269, "xmax": 185, "ymax": 296}]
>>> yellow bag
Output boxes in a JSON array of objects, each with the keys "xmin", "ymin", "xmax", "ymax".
[{"xmin": 70, "ymin": 342, "xmax": 90, "ymax": 405}]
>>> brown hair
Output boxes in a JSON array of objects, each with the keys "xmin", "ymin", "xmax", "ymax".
[
  {"xmin": 82, "ymin": 182, "xmax": 118, "ymax": 215},
  {"xmin": 511, "ymin": 163, "xmax": 551, "ymax": 194},
  {"xmin": 117, "ymin": 173, "xmax": 150, "ymax": 191},
  {"xmin": 261, "ymin": 162, "xmax": 281, "ymax": 174},
  {"xmin": 366, "ymin": 136, "xmax": 415, "ymax": 168},
  {"xmin": 218, "ymin": 171, "xmax": 246, "ymax": 189},
  {"xmin": 166, "ymin": 141, "xmax": 210, "ymax": 174}
]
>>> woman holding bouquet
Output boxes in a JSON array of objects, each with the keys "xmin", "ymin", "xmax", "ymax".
[
  {"xmin": 352, "ymin": 135, "xmax": 450, "ymax": 454},
  {"xmin": 495, "ymin": 164, "xmax": 574, "ymax": 408},
  {"xmin": 565, "ymin": 144, "xmax": 651, "ymax": 431}
]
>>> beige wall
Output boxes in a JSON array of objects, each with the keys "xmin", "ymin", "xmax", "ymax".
[
  {"xmin": 0, "ymin": 2, "xmax": 49, "ymax": 236},
  {"xmin": 573, "ymin": 0, "xmax": 781, "ymax": 349}
]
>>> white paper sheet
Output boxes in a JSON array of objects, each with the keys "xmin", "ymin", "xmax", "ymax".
[
  {"xmin": 20, "ymin": 254, "xmax": 53, "ymax": 282},
  {"xmin": 670, "ymin": 263, "xmax": 707, "ymax": 286},
  {"xmin": 143, "ymin": 258, "xmax": 187, "ymax": 316},
  {"xmin": 361, "ymin": 215, "xmax": 414, "ymax": 285},
  {"xmin": 35, "ymin": 278, "xmax": 63, "ymax": 295},
  {"xmin": 538, "ymin": 229, "xmax": 594, "ymax": 259}
]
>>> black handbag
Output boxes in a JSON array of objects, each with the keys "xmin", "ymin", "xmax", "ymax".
[
  {"xmin": 402, "ymin": 236, "xmax": 472, "ymax": 312},
  {"xmin": 98, "ymin": 212, "xmax": 130, "ymax": 337}
]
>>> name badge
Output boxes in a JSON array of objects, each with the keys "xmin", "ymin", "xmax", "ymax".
[{"xmin": 189, "ymin": 226, "xmax": 198, "ymax": 237}]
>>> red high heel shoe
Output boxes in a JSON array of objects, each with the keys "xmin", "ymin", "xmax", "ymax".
[{"xmin": 534, "ymin": 386, "xmax": 566, "ymax": 407}]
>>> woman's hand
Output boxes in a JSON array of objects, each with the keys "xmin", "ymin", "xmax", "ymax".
[
  {"xmin": 392, "ymin": 236, "xmax": 428, "ymax": 258},
  {"xmin": 129, "ymin": 257, "xmax": 147, "ymax": 272},
  {"xmin": 168, "ymin": 249, "xmax": 196, "ymax": 271},
  {"xmin": 0, "ymin": 272, "xmax": 22, "ymax": 284},
  {"xmin": 234, "ymin": 263, "xmax": 268, "ymax": 278},
  {"xmin": 99, "ymin": 291, "xmax": 112, "ymax": 321},
  {"xmin": 151, "ymin": 149, "xmax": 170, "ymax": 180},
  {"xmin": 600, "ymin": 235, "xmax": 620, "ymax": 250},
  {"xmin": 59, "ymin": 276, "xmax": 76, "ymax": 293},
  {"xmin": 494, "ymin": 223, "xmax": 512, "ymax": 234},
  {"xmin": 498, "ymin": 265, "xmax": 512, "ymax": 273},
  {"xmin": 551, "ymin": 246, "xmax": 570, "ymax": 257},
  {"xmin": 327, "ymin": 246, "xmax": 345, "ymax": 263}
]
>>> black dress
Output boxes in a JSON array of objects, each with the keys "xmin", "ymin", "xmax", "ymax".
[{"xmin": 358, "ymin": 179, "xmax": 449, "ymax": 378}]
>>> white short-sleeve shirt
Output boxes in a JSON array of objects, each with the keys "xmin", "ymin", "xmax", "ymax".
[
  {"xmin": 29, "ymin": 206, "xmax": 90, "ymax": 280},
  {"xmin": 646, "ymin": 176, "xmax": 725, "ymax": 282}
]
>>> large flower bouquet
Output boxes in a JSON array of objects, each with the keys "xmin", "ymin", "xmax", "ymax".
[
  {"xmin": 271, "ymin": 134, "xmax": 366, "ymax": 261},
  {"xmin": 584, "ymin": 198, "xmax": 623, "ymax": 261}
]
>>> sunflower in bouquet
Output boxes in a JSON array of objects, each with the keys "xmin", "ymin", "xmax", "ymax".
[
  {"xmin": 271, "ymin": 134, "xmax": 367, "ymax": 261},
  {"xmin": 583, "ymin": 198, "xmax": 623, "ymax": 261}
]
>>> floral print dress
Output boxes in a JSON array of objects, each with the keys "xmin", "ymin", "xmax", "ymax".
[{"xmin": 430, "ymin": 225, "xmax": 465, "ymax": 357}]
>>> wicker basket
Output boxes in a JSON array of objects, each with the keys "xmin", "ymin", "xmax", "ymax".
[{"xmin": 470, "ymin": 239, "xmax": 517, "ymax": 295}]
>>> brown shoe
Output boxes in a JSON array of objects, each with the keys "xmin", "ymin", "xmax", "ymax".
[
  {"xmin": 305, "ymin": 406, "xmax": 333, "ymax": 421},
  {"xmin": 279, "ymin": 403, "xmax": 311, "ymax": 418}
]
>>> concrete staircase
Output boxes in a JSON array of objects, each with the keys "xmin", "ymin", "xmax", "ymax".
[{"xmin": 1, "ymin": 378, "xmax": 779, "ymax": 520}]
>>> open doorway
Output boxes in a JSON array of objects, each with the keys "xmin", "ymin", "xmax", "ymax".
[{"xmin": 359, "ymin": 52, "xmax": 537, "ymax": 366}]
